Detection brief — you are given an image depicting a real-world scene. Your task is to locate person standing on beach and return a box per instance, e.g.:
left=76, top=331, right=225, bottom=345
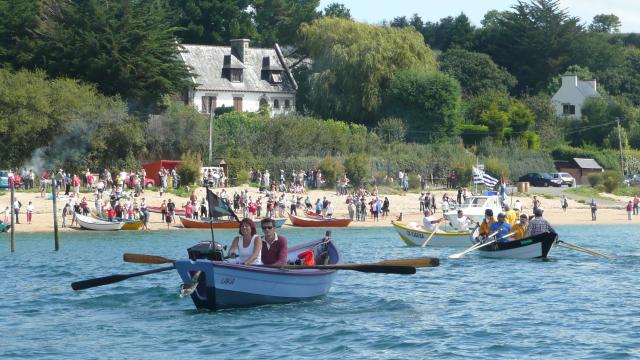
left=62, top=203, right=70, bottom=227
left=26, top=201, right=34, bottom=224
left=532, top=196, right=541, bottom=213
left=634, top=195, right=639, bottom=215
left=626, top=201, right=633, bottom=220
left=590, top=199, right=597, bottom=221
left=13, top=198, right=21, bottom=224
left=561, top=195, right=568, bottom=213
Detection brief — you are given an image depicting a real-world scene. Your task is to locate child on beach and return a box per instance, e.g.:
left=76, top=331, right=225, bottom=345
left=26, top=201, right=34, bottom=224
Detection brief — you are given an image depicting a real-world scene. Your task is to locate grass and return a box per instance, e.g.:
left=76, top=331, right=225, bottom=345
left=566, top=186, right=606, bottom=199
left=612, top=185, right=640, bottom=197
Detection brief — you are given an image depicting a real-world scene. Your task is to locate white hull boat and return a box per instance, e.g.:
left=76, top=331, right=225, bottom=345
left=391, top=221, right=473, bottom=247
left=445, top=195, right=503, bottom=224
left=76, top=214, right=124, bottom=231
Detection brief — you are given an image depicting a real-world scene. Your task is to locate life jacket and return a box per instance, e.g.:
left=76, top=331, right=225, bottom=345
left=297, top=249, right=316, bottom=266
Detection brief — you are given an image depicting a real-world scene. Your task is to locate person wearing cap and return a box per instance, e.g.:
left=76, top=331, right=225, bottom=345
left=422, top=208, right=443, bottom=232
left=511, top=214, right=529, bottom=240
left=478, top=209, right=496, bottom=236
left=525, top=208, right=555, bottom=237
left=451, top=209, right=472, bottom=231
left=489, top=213, right=512, bottom=242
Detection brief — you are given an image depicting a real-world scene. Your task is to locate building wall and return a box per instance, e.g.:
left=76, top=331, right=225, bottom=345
left=551, top=75, right=597, bottom=119
left=191, top=90, right=295, bottom=116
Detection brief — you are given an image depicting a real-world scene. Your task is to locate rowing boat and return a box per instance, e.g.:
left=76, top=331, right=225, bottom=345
left=391, top=221, right=472, bottom=247
left=289, top=214, right=352, bottom=227
left=174, top=237, right=340, bottom=310
left=0, top=223, right=10, bottom=232
left=179, top=216, right=286, bottom=229
left=76, top=214, right=124, bottom=231
left=147, top=206, right=185, bottom=216
left=475, top=232, right=558, bottom=259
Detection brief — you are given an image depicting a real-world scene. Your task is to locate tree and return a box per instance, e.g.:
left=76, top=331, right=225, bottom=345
left=252, top=0, right=319, bottom=47
left=508, top=102, right=535, bottom=133
left=598, top=47, right=640, bottom=106
left=0, top=0, right=40, bottom=69
left=169, top=0, right=256, bottom=44
left=390, top=16, right=409, bottom=28
left=589, top=14, right=621, bottom=33
left=479, top=104, right=509, bottom=142
left=37, top=0, right=192, bottom=114
left=323, top=3, right=351, bottom=19
left=297, top=18, right=437, bottom=125
left=421, top=13, right=475, bottom=51
left=475, top=0, right=583, bottom=94
left=377, top=117, right=407, bottom=144
left=439, top=48, right=516, bottom=97
left=384, top=69, right=462, bottom=143
left=343, top=153, right=370, bottom=187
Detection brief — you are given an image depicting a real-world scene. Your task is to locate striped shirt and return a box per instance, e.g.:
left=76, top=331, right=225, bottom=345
left=524, top=217, right=555, bottom=237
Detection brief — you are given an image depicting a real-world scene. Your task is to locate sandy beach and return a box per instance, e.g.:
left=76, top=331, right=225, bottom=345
left=1, top=185, right=638, bottom=234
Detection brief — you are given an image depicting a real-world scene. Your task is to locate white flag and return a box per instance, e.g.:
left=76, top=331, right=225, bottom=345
left=473, top=167, right=498, bottom=187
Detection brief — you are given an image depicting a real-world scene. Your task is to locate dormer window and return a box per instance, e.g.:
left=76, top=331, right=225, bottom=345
left=231, top=69, right=243, bottom=82
left=270, top=72, right=282, bottom=84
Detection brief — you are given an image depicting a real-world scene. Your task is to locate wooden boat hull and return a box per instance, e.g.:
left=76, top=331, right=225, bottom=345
left=392, top=221, right=472, bottom=247
left=179, top=217, right=286, bottom=229
left=147, top=206, right=185, bottom=216
left=0, top=223, right=10, bottom=232
left=121, top=220, right=144, bottom=230
left=289, top=214, right=351, bottom=227
left=174, top=238, right=340, bottom=310
left=477, top=232, right=558, bottom=259
left=76, top=214, right=124, bottom=231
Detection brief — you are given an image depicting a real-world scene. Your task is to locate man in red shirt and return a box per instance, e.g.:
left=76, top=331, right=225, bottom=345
left=260, top=218, right=288, bottom=265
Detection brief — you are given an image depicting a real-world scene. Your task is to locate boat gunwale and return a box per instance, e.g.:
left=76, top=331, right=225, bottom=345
left=391, top=221, right=469, bottom=236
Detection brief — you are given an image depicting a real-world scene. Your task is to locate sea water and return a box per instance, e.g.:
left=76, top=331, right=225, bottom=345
left=1, top=225, right=638, bottom=359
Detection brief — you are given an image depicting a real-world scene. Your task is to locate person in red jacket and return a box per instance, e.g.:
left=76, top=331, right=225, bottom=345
left=260, top=218, right=288, bottom=265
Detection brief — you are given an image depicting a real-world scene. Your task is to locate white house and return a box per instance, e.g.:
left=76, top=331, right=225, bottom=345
left=179, top=39, right=297, bottom=116
left=551, top=75, right=599, bottom=119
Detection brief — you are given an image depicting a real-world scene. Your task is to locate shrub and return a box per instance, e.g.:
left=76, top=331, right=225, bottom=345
left=484, top=157, right=510, bottom=180
left=408, top=174, right=421, bottom=190
left=344, top=153, right=371, bottom=187
left=587, top=173, right=603, bottom=187
left=457, top=124, right=489, bottom=145
left=602, top=170, right=622, bottom=193
left=177, top=151, right=202, bottom=186
left=318, top=156, right=344, bottom=187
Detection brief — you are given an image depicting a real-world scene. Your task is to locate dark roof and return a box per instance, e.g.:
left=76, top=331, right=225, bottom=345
left=573, top=158, right=603, bottom=169
left=179, top=44, right=296, bottom=94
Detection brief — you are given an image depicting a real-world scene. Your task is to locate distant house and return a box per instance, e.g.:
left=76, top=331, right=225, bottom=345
left=551, top=75, right=599, bottom=119
left=179, top=39, right=297, bottom=116
left=554, top=157, right=603, bottom=185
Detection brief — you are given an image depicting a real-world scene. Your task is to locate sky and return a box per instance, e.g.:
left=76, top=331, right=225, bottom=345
left=317, top=0, right=640, bottom=33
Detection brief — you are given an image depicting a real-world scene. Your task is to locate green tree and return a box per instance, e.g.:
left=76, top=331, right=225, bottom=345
left=508, top=102, right=535, bottom=133
left=479, top=104, right=509, bottom=142
left=569, top=33, right=625, bottom=75
left=0, top=0, right=40, bottom=69
left=463, top=89, right=513, bottom=124
left=323, top=2, right=351, bottom=19
left=377, top=117, right=407, bottom=144
left=177, top=151, right=203, bottom=186
left=37, top=0, right=192, bottom=113
left=421, top=13, right=476, bottom=51
left=384, top=69, right=462, bottom=142
left=439, top=48, right=516, bottom=97
left=297, top=17, right=437, bottom=125
left=598, top=47, right=640, bottom=106
left=475, top=0, right=583, bottom=94
left=588, top=14, right=621, bottom=33
left=343, top=153, right=370, bottom=187
left=318, top=156, right=344, bottom=186
left=252, top=0, right=319, bottom=47
left=169, top=0, right=256, bottom=44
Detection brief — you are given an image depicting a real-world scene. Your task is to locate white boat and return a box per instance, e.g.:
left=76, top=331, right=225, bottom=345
left=76, top=214, right=124, bottom=231
left=444, top=195, right=503, bottom=224
left=391, top=221, right=473, bottom=247
left=475, top=232, right=558, bottom=259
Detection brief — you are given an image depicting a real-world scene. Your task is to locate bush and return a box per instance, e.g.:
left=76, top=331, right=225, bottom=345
left=602, top=170, right=622, bottom=193
left=318, top=156, right=344, bottom=187
left=408, top=174, right=421, bottom=190
left=484, top=156, right=510, bottom=180
left=587, top=173, right=603, bottom=187
left=236, top=169, right=249, bottom=185
left=344, top=153, right=371, bottom=187
left=177, top=151, right=202, bottom=186
left=457, top=124, right=489, bottom=145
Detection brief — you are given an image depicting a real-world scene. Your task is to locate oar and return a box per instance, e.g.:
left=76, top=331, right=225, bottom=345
left=71, top=266, right=175, bottom=291
left=123, top=253, right=439, bottom=273
left=449, top=230, right=500, bottom=259
left=556, top=240, right=612, bottom=258
left=421, top=225, right=439, bottom=247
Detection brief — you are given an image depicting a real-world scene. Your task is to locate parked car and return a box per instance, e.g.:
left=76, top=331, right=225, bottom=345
left=0, top=170, right=22, bottom=189
left=624, top=174, right=640, bottom=186
left=550, top=172, right=575, bottom=186
left=518, top=173, right=562, bottom=187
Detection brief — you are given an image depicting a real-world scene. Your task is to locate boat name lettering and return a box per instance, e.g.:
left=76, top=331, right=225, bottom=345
left=520, top=239, right=533, bottom=245
left=406, top=231, right=425, bottom=239
left=220, top=277, right=235, bottom=285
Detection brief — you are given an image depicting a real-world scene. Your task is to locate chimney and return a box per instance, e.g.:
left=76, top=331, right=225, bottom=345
left=586, top=80, right=597, bottom=92
left=230, top=39, right=250, bottom=63
left=561, top=75, right=578, bottom=88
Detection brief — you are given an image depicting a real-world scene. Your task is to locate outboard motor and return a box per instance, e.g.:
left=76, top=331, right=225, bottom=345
left=187, top=241, right=225, bottom=261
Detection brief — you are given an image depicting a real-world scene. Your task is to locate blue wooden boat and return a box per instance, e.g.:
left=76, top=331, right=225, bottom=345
left=0, top=223, right=10, bottom=232
left=174, top=237, right=340, bottom=310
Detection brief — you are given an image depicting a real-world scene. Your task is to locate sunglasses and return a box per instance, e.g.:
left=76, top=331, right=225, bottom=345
left=262, top=226, right=274, bottom=230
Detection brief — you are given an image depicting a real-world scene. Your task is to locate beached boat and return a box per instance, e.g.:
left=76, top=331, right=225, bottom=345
left=95, top=216, right=144, bottom=230
left=179, top=216, right=286, bottom=229
left=289, top=214, right=352, bottom=227
left=474, top=232, right=558, bottom=259
left=147, top=206, right=185, bottom=216
left=391, top=221, right=472, bottom=247
left=0, top=223, right=10, bottom=232
left=174, top=237, right=340, bottom=310
left=76, top=214, right=124, bottom=231
left=444, top=194, right=503, bottom=224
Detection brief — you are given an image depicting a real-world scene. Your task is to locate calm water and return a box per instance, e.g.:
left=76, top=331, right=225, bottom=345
left=1, top=225, right=639, bottom=359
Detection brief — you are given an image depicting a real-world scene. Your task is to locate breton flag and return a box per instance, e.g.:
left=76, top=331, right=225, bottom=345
left=473, top=166, right=499, bottom=187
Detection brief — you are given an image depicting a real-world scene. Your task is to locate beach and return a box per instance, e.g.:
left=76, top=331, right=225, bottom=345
left=2, top=185, right=638, bottom=233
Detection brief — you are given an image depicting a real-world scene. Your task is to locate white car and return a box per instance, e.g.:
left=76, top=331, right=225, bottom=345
left=551, top=172, right=575, bottom=186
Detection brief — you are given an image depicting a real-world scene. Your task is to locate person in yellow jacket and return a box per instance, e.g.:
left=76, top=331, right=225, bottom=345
left=478, top=209, right=496, bottom=236
left=511, top=214, right=529, bottom=240
left=503, top=205, right=518, bottom=225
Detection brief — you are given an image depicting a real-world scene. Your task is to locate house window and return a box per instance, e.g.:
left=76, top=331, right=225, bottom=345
left=270, top=72, right=282, bottom=84
left=563, top=104, right=576, bottom=115
left=201, top=96, right=216, bottom=114
left=259, top=98, right=268, bottom=108
left=284, top=99, right=291, bottom=109
left=231, top=69, right=243, bottom=82
left=273, top=99, right=280, bottom=109
left=233, top=97, right=243, bottom=112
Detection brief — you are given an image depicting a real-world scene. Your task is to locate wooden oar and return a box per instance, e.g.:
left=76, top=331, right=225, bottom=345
left=71, top=266, right=175, bottom=291
left=421, top=225, right=439, bottom=247
left=123, top=253, right=439, bottom=273
left=449, top=230, right=500, bottom=259
left=262, top=264, right=417, bottom=274
left=556, top=240, right=612, bottom=258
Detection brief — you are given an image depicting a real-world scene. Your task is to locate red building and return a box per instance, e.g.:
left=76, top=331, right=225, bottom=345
left=143, top=160, right=181, bottom=185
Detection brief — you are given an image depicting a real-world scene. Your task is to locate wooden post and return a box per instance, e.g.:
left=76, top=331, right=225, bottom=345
left=52, top=179, right=59, bottom=251
left=10, top=178, right=15, bottom=252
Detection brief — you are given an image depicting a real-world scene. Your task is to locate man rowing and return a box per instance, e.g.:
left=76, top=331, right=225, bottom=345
left=489, top=213, right=512, bottom=242
left=524, top=208, right=555, bottom=237
left=478, top=209, right=496, bottom=237
left=422, top=208, right=443, bottom=232
left=511, top=214, right=529, bottom=240
left=451, top=209, right=472, bottom=231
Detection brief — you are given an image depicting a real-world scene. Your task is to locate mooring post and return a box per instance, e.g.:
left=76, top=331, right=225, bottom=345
left=52, top=178, right=59, bottom=251
left=10, top=178, right=15, bottom=252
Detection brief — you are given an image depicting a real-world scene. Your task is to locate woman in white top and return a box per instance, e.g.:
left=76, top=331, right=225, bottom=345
left=227, top=218, right=262, bottom=265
